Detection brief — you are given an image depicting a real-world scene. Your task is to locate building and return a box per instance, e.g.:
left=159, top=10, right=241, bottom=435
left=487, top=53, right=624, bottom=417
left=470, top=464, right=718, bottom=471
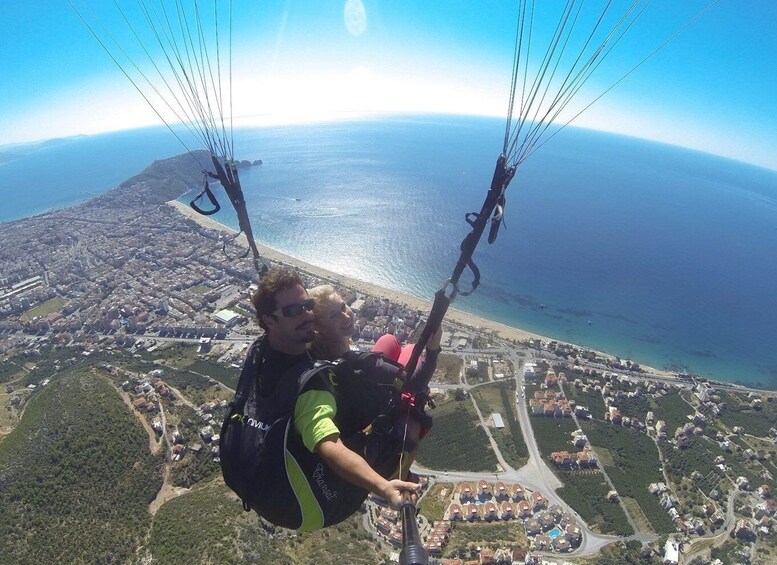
left=213, top=308, right=241, bottom=327
left=663, top=539, right=680, bottom=565
left=531, top=490, right=547, bottom=511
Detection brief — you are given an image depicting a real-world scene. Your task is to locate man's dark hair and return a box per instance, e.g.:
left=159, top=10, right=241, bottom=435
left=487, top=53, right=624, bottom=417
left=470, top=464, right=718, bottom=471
left=252, top=268, right=304, bottom=330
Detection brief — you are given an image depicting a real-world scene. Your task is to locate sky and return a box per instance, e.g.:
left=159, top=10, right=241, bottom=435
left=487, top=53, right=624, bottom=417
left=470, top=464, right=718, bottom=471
left=1, top=0, right=776, bottom=170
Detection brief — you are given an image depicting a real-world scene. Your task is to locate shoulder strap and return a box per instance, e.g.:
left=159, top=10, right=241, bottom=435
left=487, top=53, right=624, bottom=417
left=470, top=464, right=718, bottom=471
left=296, top=360, right=338, bottom=396
left=230, top=336, right=267, bottom=407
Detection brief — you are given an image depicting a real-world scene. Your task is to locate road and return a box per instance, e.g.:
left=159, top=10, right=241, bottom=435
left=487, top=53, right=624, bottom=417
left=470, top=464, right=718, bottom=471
left=414, top=348, right=622, bottom=556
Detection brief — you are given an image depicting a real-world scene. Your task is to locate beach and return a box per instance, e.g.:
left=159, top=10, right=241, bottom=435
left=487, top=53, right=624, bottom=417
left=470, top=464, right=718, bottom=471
left=168, top=200, right=548, bottom=343
left=168, top=199, right=677, bottom=379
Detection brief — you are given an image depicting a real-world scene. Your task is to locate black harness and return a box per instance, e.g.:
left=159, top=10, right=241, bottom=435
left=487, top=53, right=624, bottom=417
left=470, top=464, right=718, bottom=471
left=219, top=338, right=401, bottom=529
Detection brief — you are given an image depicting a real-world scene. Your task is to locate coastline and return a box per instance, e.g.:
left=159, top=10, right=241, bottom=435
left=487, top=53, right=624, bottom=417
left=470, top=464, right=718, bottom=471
left=168, top=200, right=544, bottom=343
left=168, top=200, right=676, bottom=379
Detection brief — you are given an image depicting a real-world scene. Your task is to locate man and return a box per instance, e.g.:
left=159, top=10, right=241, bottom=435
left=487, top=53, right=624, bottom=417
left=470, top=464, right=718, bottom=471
left=233, top=267, right=419, bottom=530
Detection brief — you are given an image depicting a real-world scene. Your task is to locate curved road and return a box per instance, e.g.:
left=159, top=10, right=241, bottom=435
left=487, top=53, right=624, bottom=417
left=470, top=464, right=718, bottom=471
left=413, top=349, right=623, bottom=556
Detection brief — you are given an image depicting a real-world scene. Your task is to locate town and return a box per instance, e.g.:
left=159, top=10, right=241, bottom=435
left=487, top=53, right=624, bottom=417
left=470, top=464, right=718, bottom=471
left=2, top=156, right=776, bottom=565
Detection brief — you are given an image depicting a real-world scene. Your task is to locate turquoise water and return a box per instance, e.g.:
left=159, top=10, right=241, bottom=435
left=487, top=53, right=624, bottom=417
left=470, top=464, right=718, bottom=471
left=3, top=115, right=777, bottom=387
left=548, top=527, right=562, bottom=539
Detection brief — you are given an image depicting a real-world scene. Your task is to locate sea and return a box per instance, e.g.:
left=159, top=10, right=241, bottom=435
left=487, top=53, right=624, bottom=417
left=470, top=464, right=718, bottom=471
left=2, top=114, right=776, bottom=388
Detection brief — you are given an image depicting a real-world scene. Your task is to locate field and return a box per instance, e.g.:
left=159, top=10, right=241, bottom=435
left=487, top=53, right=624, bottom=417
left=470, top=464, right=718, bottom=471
left=563, top=385, right=606, bottom=420
left=0, top=358, right=24, bottom=383
left=188, top=284, right=211, bottom=295
left=581, top=420, right=674, bottom=534
left=20, top=296, right=65, bottom=321
left=435, top=353, right=464, bottom=385
left=717, top=391, right=777, bottom=437
left=621, top=496, right=655, bottom=535
left=417, top=397, right=499, bottom=472
left=419, top=482, right=455, bottom=522
left=530, top=416, right=578, bottom=456
left=650, top=391, right=695, bottom=433
left=186, top=359, right=240, bottom=390
left=464, top=358, right=491, bottom=384
left=153, top=342, right=202, bottom=369
left=443, top=522, right=527, bottom=558
left=471, top=382, right=529, bottom=468
left=556, top=472, right=632, bottom=536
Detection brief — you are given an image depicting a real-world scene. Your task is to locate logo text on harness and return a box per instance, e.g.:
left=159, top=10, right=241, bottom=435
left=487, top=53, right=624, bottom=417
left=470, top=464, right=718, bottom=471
left=313, top=463, right=337, bottom=501
left=231, top=413, right=271, bottom=432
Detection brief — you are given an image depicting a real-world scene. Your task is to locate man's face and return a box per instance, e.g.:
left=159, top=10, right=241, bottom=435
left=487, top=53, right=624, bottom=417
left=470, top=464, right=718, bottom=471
left=263, top=284, right=315, bottom=353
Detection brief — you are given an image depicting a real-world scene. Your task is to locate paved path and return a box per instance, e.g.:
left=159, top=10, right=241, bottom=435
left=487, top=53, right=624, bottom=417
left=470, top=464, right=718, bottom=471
left=413, top=348, right=623, bottom=556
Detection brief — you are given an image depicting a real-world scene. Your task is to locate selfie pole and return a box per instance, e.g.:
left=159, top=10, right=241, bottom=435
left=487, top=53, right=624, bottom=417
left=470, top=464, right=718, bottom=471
left=399, top=494, right=427, bottom=565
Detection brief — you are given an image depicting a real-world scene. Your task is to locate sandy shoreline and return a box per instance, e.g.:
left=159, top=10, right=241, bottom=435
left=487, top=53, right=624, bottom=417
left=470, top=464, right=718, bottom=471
left=168, top=200, right=674, bottom=377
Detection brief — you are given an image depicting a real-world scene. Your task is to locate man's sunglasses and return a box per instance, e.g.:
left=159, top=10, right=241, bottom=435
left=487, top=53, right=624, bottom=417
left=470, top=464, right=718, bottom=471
left=274, top=298, right=315, bottom=318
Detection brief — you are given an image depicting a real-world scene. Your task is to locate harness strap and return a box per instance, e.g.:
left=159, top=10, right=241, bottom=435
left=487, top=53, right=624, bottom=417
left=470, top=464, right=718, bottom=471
left=402, top=155, right=515, bottom=392
left=189, top=175, right=221, bottom=215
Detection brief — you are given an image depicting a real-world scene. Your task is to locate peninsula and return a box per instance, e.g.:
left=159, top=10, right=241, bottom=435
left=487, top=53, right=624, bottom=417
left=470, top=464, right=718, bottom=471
left=2, top=152, right=776, bottom=565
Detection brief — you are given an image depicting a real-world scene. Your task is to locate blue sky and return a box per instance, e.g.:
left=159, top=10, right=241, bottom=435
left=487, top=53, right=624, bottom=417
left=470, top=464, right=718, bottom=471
left=1, top=1, right=776, bottom=170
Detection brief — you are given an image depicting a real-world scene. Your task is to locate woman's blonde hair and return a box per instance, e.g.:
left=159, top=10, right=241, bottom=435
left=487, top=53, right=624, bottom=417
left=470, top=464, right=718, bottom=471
left=307, top=284, right=339, bottom=324
left=306, top=284, right=347, bottom=359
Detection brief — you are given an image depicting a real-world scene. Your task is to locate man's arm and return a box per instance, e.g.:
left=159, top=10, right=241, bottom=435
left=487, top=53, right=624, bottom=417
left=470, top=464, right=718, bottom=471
left=316, top=435, right=419, bottom=509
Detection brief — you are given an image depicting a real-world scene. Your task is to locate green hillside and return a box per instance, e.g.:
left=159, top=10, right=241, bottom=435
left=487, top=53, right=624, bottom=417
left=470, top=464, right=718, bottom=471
left=145, top=478, right=387, bottom=564
left=144, top=479, right=292, bottom=564
left=0, top=369, right=164, bottom=564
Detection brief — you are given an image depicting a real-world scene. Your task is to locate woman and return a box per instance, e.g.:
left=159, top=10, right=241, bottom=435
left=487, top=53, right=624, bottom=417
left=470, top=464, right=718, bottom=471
left=306, top=284, right=442, bottom=480
left=307, top=284, right=442, bottom=388
left=306, top=284, right=358, bottom=361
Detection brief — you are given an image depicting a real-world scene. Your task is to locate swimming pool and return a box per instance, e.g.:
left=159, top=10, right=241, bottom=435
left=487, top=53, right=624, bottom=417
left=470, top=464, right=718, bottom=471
left=548, top=527, right=562, bottom=539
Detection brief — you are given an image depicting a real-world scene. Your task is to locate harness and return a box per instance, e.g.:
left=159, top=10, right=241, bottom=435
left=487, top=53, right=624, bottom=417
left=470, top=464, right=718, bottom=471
left=219, top=339, right=402, bottom=530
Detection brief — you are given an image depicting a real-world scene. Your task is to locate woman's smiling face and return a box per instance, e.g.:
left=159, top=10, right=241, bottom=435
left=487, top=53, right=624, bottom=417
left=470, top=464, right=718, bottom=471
left=315, top=291, right=354, bottom=339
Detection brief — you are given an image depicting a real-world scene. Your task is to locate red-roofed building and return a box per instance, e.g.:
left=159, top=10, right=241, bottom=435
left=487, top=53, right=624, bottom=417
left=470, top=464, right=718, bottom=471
left=423, top=538, right=444, bottom=556
left=380, top=508, right=399, bottom=523
left=376, top=517, right=392, bottom=535
left=517, top=500, right=532, bottom=518
left=483, top=501, right=498, bottom=521
left=530, top=399, right=545, bottom=416
left=388, top=530, right=403, bottom=547
left=511, top=483, right=526, bottom=501
left=479, top=548, right=495, bottom=564
left=459, top=482, right=474, bottom=502
left=532, top=490, right=547, bottom=511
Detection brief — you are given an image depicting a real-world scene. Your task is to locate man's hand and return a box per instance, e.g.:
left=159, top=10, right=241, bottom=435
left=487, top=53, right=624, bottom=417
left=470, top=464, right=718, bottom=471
left=317, top=436, right=420, bottom=509
left=380, top=479, right=421, bottom=510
